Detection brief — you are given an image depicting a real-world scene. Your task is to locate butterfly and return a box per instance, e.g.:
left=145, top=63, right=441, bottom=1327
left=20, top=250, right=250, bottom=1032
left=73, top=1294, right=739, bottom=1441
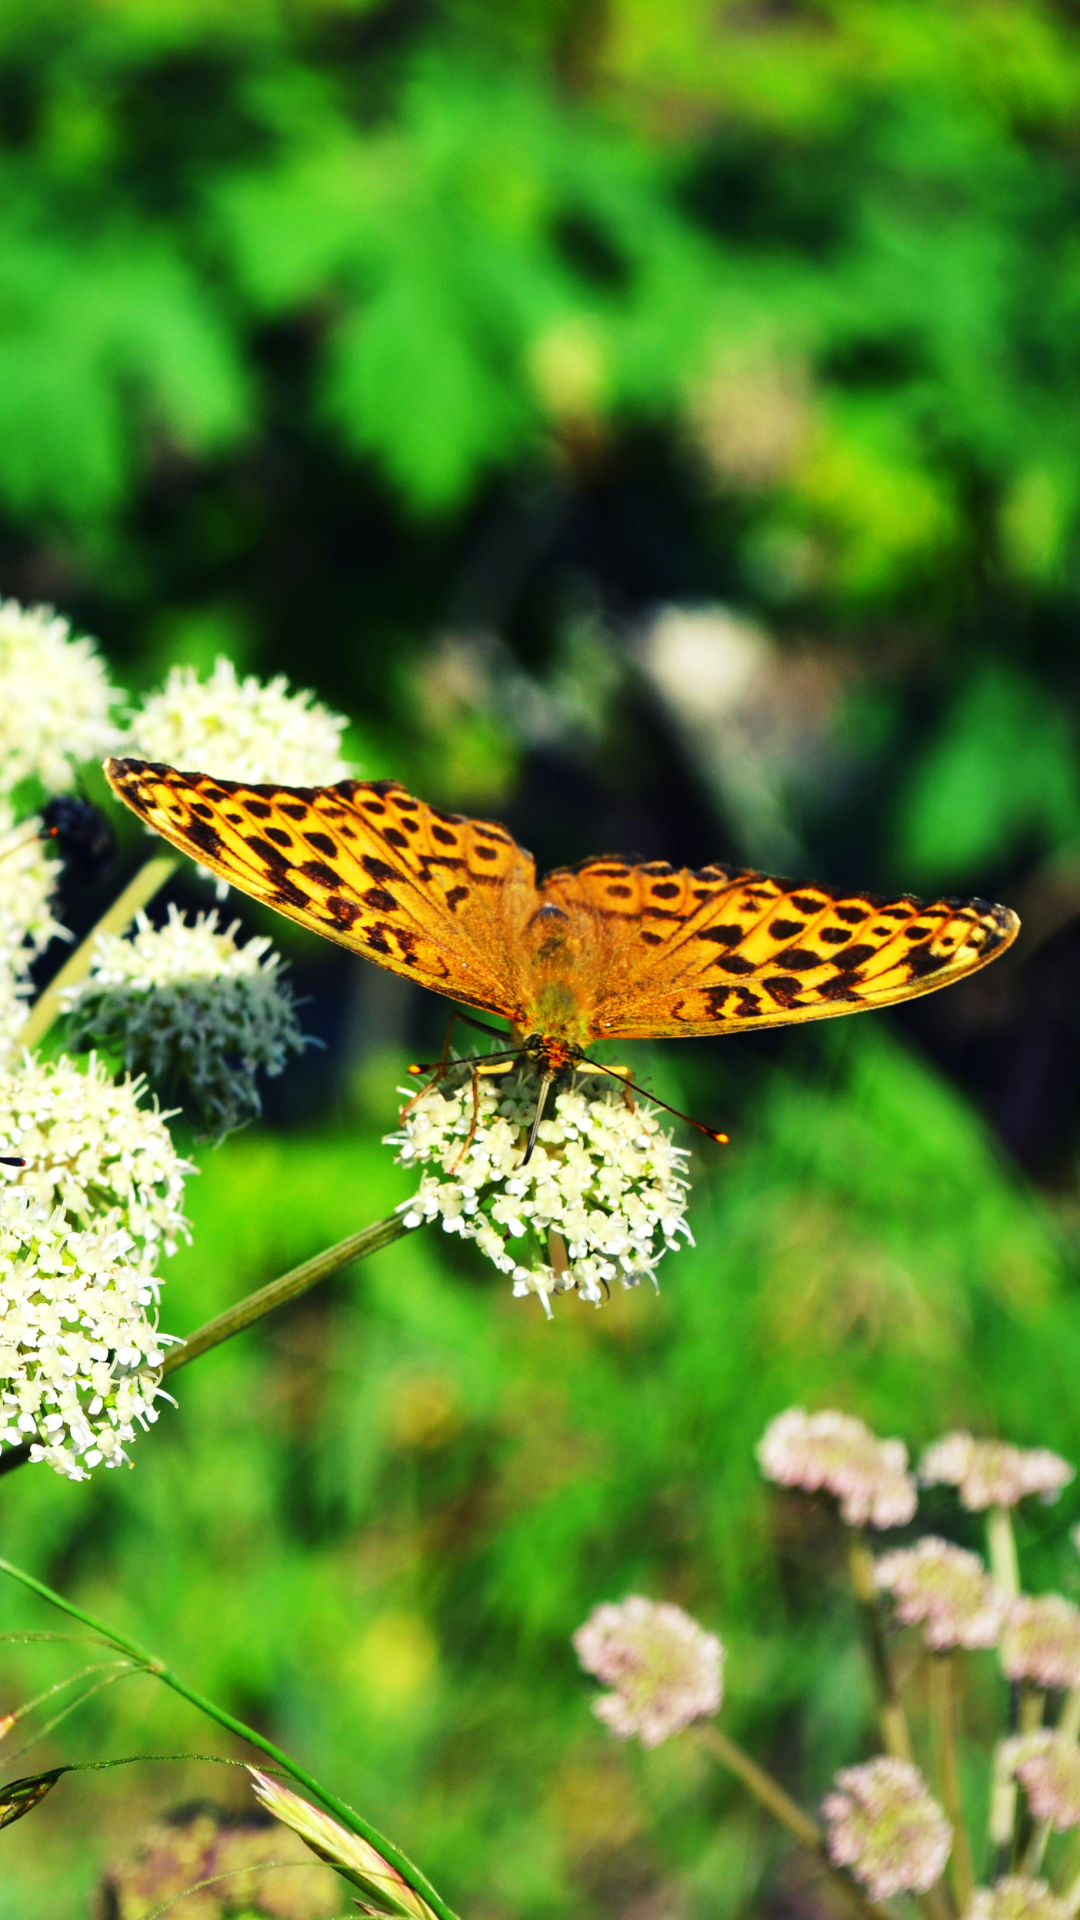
left=104, top=756, right=1018, bottom=1111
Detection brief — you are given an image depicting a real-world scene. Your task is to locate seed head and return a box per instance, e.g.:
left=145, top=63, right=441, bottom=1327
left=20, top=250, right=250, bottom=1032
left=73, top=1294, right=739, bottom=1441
left=248, top=1770, right=438, bottom=1917
left=1001, top=1595, right=1080, bottom=1690
left=63, top=905, right=308, bottom=1137
left=823, top=1757, right=952, bottom=1900
left=388, top=1062, right=693, bottom=1313
left=125, top=656, right=350, bottom=786
left=875, top=1537, right=1007, bottom=1649
left=920, top=1433, right=1074, bottom=1511
left=573, top=1594, right=724, bottom=1748
left=757, top=1407, right=917, bottom=1528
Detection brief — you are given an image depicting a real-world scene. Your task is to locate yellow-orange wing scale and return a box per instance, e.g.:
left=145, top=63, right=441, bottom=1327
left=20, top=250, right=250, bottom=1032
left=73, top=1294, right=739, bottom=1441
left=539, top=855, right=1019, bottom=1039
left=104, top=757, right=537, bottom=1022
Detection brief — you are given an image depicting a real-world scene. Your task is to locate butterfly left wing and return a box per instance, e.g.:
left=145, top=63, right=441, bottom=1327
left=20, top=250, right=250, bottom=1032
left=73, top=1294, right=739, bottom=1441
left=540, top=856, right=1019, bottom=1040
left=104, top=757, right=538, bottom=1021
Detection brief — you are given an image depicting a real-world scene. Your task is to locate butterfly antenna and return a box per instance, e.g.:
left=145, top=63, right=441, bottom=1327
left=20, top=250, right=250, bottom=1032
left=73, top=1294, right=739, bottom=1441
left=520, top=1070, right=558, bottom=1168
left=584, top=1061, right=729, bottom=1146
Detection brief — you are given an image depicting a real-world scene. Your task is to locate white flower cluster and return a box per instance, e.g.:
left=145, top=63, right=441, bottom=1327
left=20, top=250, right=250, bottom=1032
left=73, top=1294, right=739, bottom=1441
left=0, top=1188, right=168, bottom=1479
left=0, top=800, right=68, bottom=1063
left=62, top=906, right=308, bottom=1138
left=875, top=1537, right=1007, bottom=1650
left=757, top=1407, right=918, bottom=1528
left=0, top=1052, right=190, bottom=1274
left=920, top=1432, right=1074, bottom=1511
left=124, top=655, right=350, bottom=785
left=573, top=1595, right=724, bottom=1748
left=967, top=1880, right=1070, bottom=1920
left=823, top=1756, right=952, bottom=1901
left=0, top=599, right=119, bottom=792
left=387, top=1062, right=693, bottom=1313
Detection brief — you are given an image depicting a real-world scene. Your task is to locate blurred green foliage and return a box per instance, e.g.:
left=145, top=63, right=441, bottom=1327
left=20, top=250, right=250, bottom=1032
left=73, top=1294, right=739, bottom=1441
left=3, top=2, right=1080, bottom=1916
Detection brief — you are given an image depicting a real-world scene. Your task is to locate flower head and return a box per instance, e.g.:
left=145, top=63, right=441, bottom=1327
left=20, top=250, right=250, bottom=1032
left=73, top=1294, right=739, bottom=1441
left=63, top=906, right=308, bottom=1138
left=757, top=1407, right=917, bottom=1528
left=920, top=1433, right=1074, bottom=1511
left=0, top=800, right=67, bottom=979
left=125, top=656, right=350, bottom=785
left=0, top=1188, right=169, bottom=1478
left=0, top=1051, right=190, bottom=1272
left=1000, top=1595, right=1080, bottom=1690
left=573, top=1595, right=724, bottom=1749
left=1000, top=1732, right=1080, bottom=1831
left=93, top=1799, right=343, bottom=1919
left=966, top=1882, right=1070, bottom=1920
left=875, top=1537, right=1007, bottom=1650
left=823, top=1757, right=951, bottom=1900
left=388, top=1060, right=693, bottom=1313
left=0, top=599, right=118, bottom=793
left=248, top=1769, right=438, bottom=1918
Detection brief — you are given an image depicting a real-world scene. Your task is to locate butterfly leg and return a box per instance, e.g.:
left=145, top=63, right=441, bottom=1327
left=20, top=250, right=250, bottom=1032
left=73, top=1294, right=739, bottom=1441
left=578, top=1060, right=636, bottom=1113
left=447, top=1057, right=517, bottom=1174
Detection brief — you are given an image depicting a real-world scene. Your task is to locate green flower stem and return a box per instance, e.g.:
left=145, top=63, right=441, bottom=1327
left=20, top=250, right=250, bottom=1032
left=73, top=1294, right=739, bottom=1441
left=697, top=1724, right=898, bottom=1920
left=930, top=1651, right=974, bottom=1913
left=21, top=854, right=179, bottom=1050
left=986, top=1507, right=1020, bottom=1601
left=846, top=1529, right=914, bottom=1763
left=161, top=1211, right=414, bottom=1377
left=0, top=1556, right=459, bottom=1920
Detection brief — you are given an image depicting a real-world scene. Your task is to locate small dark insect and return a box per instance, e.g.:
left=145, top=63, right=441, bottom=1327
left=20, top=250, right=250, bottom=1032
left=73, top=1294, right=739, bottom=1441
left=0, top=1157, right=24, bottom=1167
left=39, top=795, right=115, bottom=883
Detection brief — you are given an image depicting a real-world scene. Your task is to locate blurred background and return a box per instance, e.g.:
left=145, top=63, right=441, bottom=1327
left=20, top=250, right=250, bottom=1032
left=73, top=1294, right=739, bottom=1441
left=4, top=1, right=1080, bottom=1914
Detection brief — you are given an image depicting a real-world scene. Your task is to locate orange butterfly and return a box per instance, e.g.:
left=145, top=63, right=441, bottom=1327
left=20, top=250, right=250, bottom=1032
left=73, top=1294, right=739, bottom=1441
left=104, top=757, right=1018, bottom=1119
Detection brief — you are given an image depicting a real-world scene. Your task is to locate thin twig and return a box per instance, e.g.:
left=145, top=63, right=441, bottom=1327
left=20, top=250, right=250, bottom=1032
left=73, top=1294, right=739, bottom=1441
left=0, top=1557, right=458, bottom=1920
left=21, top=854, right=179, bottom=1050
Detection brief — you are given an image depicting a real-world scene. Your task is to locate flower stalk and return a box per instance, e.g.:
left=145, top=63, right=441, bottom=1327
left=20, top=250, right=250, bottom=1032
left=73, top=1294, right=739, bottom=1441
left=930, top=1650, right=974, bottom=1911
left=847, top=1529, right=914, bottom=1763
left=21, top=854, right=178, bottom=1050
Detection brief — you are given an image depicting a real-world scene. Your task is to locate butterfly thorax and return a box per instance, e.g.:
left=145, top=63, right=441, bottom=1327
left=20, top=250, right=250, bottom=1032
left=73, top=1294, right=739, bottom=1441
left=517, top=902, right=595, bottom=1050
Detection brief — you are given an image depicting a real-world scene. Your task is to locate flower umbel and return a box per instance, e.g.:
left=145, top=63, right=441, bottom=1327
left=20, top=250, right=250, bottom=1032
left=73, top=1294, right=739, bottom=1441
left=125, top=656, right=350, bottom=786
left=757, top=1407, right=918, bottom=1528
left=388, top=1060, right=693, bottom=1312
left=63, top=906, right=308, bottom=1138
left=920, top=1433, right=1074, bottom=1511
left=1000, top=1732, right=1080, bottom=1831
left=823, top=1756, right=952, bottom=1900
left=875, top=1537, right=1007, bottom=1649
left=0, top=1188, right=168, bottom=1479
left=1001, top=1595, right=1080, bottom=1690
left=248, top=1770, right=439, bottom=1918
left=0, top=1051, right=190, bottom=1272
left=0, top=599, right=119, bottom=794
left=966, top=1880, right=1070, bottom=1920
left=573, top=1595, right=724, bottom=1748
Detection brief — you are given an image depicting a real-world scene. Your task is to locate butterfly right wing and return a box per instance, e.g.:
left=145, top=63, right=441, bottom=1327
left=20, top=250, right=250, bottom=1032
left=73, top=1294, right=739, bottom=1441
left=104, top=758, right=536, bottom=1021
left=542, top=855, right=1018, bottom=1039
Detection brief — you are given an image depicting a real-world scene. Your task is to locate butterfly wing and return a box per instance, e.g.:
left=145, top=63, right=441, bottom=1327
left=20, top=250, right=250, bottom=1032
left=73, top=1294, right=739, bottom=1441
left=104, top=758, right=537, bottom=1021
left=540, top=856, right=1019, bottom=1040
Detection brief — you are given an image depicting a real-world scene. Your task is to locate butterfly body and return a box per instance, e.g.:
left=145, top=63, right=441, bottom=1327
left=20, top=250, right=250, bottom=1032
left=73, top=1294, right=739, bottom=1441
left=104, top=758, right=1020, bottom=1055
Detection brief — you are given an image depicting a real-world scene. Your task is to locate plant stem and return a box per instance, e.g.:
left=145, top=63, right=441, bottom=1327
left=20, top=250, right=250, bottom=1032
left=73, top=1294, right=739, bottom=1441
left=986, top=1507, right=1019, bottom=1601
left=697, top=1724, right=898, bottom=1920
left=930, top=1651, right=974, bottom=1913
left=0, top=1556, right=458, bottom=1920
left=846, top=1529, right=914, bottom=1762
left=21, top=854, right=179, bottom=1050
left=161, top=1212, right=413, bottom=1377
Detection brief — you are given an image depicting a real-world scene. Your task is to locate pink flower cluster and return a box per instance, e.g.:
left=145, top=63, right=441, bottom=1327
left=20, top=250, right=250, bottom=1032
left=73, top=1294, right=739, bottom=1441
left=875, top=1537, right=1007, bottom=1650
left=920, top=1434, right=1073, bottom=1512
left=1001, top=1732, right=1080, bottom=1831
left=966, top=1879, right=1069, bottom=1920
left=823, top=1756, right=952, bottom=1900
left=573, top=1595, right=724, bottom=1749
left=758, top=1408, right=917, bottom=1529
left=1001, top=1596, right=1080, bottom=1690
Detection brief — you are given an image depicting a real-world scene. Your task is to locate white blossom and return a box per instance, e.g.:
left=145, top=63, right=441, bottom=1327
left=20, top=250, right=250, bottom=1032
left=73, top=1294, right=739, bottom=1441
left=1000, top=1595, right=1080, bottom=1690
left=1000, top=1731, right=1080, bottom=1830
left=62, top=906, right=307, bottom=1137
left=387, top=1060, right=693, bottom=1313
left=823, top=1757, right=952, bottom=1900
left=573, top=1596, right=724, bottom=1748
left=966, top=1880, right=1070, bottom=1920
left=124, top=655, right=350, bottom=785
left=758, top=1407, right=917, bottom=1528
left=0, top=599, right=119, bottom=793
left=0, top=1052, right=190, bottom=1272
left=875, top=1537, right=1007, bottom=1649
left=0, top=800, right=69, bottom=1065
left=0, top=1187, right=170, bottom=1479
